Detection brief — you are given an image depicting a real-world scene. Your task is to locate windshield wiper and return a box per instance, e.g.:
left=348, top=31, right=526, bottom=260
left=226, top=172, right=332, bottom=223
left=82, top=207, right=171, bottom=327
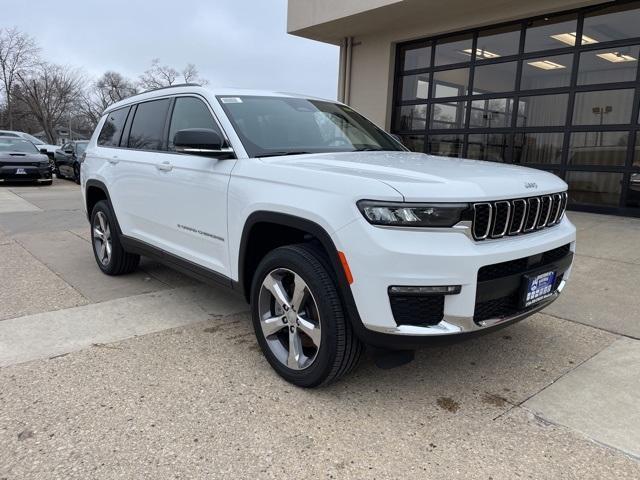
left=257, top=151, right=312, bottom=158
left=351, top=147, right=386, bottom=152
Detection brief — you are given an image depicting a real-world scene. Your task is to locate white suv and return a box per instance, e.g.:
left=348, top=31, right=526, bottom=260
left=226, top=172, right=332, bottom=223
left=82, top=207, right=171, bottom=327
left=82, top=85, right=576, bottom=387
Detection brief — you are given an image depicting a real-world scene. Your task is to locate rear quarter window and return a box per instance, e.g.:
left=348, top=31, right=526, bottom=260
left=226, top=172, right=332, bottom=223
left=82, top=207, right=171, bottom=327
left=98, top=107, right=130, bottom=147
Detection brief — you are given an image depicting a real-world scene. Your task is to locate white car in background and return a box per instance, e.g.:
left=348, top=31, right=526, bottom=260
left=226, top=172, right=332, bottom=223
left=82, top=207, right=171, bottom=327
left=0, top=130, right=59, bottom=158
left=81, top=85, right=576, bottom=387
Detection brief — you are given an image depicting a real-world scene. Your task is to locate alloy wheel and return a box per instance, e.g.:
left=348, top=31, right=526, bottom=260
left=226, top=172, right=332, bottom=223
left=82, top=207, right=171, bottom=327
left=258, top=268, right=322, bottom=370
left=93, top=211, right=112, bottom=266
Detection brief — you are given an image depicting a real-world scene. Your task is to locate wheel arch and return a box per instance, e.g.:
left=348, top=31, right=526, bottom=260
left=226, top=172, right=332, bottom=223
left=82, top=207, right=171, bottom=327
left=84, top=180, right=123, bottom=235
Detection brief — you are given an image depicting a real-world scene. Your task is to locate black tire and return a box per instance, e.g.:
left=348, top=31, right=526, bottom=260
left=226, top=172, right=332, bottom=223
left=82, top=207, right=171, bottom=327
left=73, top=164, right=80, bottom=184
left=250, top=243, right=363, bottom=387
left=40, top=180, right=52, bottom=186
left=90, top=200, right=140, bottom=275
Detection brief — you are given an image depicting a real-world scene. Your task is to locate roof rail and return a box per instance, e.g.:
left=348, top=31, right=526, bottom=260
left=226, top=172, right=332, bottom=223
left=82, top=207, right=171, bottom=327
left=141, top=83, right=201, bottom=94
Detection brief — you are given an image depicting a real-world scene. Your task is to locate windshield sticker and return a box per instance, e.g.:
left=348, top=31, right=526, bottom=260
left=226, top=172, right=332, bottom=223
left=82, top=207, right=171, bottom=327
left=220, top=97, right=243, bottom=104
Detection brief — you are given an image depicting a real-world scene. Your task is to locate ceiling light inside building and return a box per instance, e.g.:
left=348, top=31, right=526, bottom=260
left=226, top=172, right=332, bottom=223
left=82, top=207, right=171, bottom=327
left=596, top=52, right=637, bottom=63
left=550, top=32, right=599, bottom=46
left=461, top=48, right=501, bottom=59
left=527, top=60, right=566, bottom=70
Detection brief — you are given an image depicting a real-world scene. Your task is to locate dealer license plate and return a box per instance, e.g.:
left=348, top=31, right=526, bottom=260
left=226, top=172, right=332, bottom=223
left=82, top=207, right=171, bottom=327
left=15, top=168, right=27, bottom=175
left=523, top=271, right=556, bottom=308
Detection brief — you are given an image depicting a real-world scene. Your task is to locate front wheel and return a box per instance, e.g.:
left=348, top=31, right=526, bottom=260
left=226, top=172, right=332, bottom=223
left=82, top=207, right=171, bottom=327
left=250, top=244, right=363, bottom=387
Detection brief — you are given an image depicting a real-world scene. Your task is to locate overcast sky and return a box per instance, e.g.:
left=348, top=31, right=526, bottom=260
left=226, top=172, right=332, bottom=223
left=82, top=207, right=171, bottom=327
left=5, top=0, right=339, bottom=99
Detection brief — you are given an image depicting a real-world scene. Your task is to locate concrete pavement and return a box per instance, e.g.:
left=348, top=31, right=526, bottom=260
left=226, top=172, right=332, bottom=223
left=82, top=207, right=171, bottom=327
left=1, top=179, right=639, bottom=479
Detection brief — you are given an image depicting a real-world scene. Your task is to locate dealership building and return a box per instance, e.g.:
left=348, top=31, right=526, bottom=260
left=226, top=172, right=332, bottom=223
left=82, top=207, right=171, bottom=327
left=288, top=0, right=640, bottom=216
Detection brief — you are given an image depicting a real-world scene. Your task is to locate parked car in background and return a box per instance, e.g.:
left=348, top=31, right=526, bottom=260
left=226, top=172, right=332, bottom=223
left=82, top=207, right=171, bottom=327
left=0, top=136, right=52, bottom=185
left=54, top=140, right=88, bottom=184
left=0, top=130, right=58, bottom=170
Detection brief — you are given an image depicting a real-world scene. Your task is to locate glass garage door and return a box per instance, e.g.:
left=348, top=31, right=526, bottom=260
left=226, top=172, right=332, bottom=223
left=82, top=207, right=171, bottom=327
left=392, top=1, right=640, bottom=216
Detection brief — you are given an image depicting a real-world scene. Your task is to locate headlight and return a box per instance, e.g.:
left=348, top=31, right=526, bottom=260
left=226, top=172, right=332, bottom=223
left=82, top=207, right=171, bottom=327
left=357, top=200, right=469, bottom=227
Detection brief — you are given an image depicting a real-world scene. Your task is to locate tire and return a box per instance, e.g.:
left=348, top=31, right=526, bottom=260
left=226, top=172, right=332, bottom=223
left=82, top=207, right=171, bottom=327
left=73, top=164, right=80, bottom=184
left=40, top=180, right=53, bottom=186
left=250, top=243, right=363, bottom=387
left=90, top=200, right=140, bottom=275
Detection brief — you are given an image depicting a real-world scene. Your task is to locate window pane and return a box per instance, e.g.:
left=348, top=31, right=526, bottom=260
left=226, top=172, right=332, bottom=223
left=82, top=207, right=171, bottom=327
left=566, top=171, right=622, bottom=207
left=168, top=97, right=218, bottom=150
left=569, top=131, right=629, bottom=166
left=626, top=173, right=640, bottom=209
left=472, top=61, right=517, bottom=94
left=434, top=34, right=472, bottom=66
left=470, top=98, right=514, bottom=128
left=427, top=134, right=464, bottom=157
left=98, top=107, right=129, bottom=147
left=431, top=102, right=466, bottom=129
left=572, top=89, right=635, bottom=125
left=402, top=45, right=431, bottom=71
left=433, top=68, right=469, bottom=98
left=128, top=99, right=171, bottom=150
left=476, top=25, right=521, bottom=58
left=400, top=74, right=429, bottom=101
left=517, top=94, right=568, bottom=127
left=395, top=104, right=427, bottom=131
left=513, top=132, right=564, bottom=164
left=525, top=14, right=578, bottom=52
left=398, top=134, right=425, bottom=152
left=467, top=133, right=509, bottom=162
left=583, top=4, right=640, bottom=44
left=577, top=46, right=640, bottom=85
left=636, top=134, right=640, bottom=168
left=521, top=54, right=573, bottom=89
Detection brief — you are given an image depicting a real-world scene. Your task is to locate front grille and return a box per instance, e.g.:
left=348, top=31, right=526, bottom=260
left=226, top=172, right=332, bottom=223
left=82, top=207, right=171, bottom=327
left=389, top=294, right=445, bottom=327
left=477, top=244, right=570, bottom=282
left=472, top=192, right=568, bottom=241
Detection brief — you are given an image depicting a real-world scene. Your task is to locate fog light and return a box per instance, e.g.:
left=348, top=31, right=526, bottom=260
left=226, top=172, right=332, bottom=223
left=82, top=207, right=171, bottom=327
left=388, top=285, right=461, bottom=295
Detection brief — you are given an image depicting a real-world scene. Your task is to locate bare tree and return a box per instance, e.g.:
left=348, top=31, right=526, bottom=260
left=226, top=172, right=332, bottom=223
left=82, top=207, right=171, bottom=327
left=138, top=58, right=208, bottom=90
left=0, top=27, right=40, bottom=129
left=79, top=71, right=137, bottom=126
left=16, top=63, right=84, bottom=143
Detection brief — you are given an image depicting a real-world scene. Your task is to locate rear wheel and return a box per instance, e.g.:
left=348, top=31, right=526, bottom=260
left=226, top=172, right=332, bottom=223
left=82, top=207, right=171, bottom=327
left=90, top=200, right=140, bottom=275
left=250, top=244, right=363, bottom=387
left=73, top=163, right=80, bottom=184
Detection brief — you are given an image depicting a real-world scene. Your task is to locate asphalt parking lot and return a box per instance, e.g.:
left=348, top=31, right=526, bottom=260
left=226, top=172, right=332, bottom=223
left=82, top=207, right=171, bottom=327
left=1, top=179, right=639, bottom=479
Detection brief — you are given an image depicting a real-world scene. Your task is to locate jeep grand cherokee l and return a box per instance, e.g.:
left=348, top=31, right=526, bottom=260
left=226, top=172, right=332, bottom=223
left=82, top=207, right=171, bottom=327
left=82, top=85, right=576, bottom=387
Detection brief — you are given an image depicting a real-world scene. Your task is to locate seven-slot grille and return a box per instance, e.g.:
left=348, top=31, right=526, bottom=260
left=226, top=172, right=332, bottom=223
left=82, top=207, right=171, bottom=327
left=472, top=192, right=567, bottom=241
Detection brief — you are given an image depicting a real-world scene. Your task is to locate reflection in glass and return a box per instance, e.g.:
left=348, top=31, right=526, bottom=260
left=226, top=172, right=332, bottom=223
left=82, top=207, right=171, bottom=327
left=636, top=134, right=640, bottom=168
left=395, top=105, right=427, bottom=131
left=513, top=132, right=564, bottom=164
left=401, top=74, right=430, bottom=101
left=521, top=54, right=573, bottom=89
left=572, top=89, right=635, bottom=125
left=431, top=102, right=466, bottom=129
left=433, top=68, right=469, bottom=97
left=428, top=134, right=464, bottom=157
left=517, top=94, right=568, bottom=127
left=583, top=3, right=640, bottom=44
left=434, top=34, right=473, bottom=66
left=470, top=98, right=514, bottom=128
left=476, top=25, right=521, bottom=57
left=569, top=131, right=629, bottom=166
left=578, top=46, right=640, bottom=85
left=402, top=45, right=431, bottom=71
left=398, top=134, right=425, bottom=152
left=626, top=173, right=640, bottom=208
left=467, top=134, right=509, bottom=162
left=524, top=14, right=578, bottom=52
left=473, top=62, right=517, bottom=94
left=566, top=171, right=622, bottom=206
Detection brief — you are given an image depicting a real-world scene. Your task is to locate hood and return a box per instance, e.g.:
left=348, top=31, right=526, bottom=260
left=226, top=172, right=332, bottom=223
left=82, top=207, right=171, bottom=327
left=0, top=152, right=49, bottom=164
left=260, top=151, right=567, bottom=202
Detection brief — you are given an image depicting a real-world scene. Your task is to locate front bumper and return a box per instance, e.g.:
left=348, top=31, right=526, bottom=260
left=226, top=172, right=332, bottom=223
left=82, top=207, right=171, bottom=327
left=333, top=215, right=576, bottom=342
left=0, top=165, right=52, bottom=182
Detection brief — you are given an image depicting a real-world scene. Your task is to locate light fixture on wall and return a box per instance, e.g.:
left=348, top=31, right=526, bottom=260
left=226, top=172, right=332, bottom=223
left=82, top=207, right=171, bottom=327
left=596, top=52, right=637, bottom=63
left=550, top=32, right=599, bottom=46
left=527, top=60, right=566, bottom=70
left=461, top=48, right=501, bottom=59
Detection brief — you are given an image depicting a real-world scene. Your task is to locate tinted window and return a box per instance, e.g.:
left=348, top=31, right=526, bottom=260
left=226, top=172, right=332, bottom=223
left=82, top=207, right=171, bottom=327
left=476, top=25, right=521, bottom=57
left=434, top=34, right=472, bottom=66
left=572, top=89, right=635, bottom=125
left=524, top=14, right=578, bottom=52
left=583, top=3, right=640, bottom=44
left=128, top=99, right=171, bottom=151
left=472, top=61, right=517, bottom=94
left=577, top=46, right=640, bottom=85
left=521, top=54, right=573, bottom=89
left=0, top=138, right=40, bottom=153
left=168, top=97, right=220, bottom=150
left=0, top=132, right=20, bottom=137
left=98, top=107, right=130, bottom=147
left=401, top=44, right=431, bottom=71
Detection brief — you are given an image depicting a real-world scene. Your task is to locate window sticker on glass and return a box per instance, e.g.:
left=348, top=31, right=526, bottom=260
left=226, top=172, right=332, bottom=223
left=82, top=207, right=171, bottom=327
left=220, top=97, right=243, bottom=104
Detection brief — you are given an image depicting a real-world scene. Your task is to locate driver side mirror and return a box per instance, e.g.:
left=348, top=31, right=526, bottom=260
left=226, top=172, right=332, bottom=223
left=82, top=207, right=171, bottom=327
left=174, top=128, right=232, bottom=156
left=64, top=149, right=74, bottom=154
left=39, top=148, right=48, bottom=155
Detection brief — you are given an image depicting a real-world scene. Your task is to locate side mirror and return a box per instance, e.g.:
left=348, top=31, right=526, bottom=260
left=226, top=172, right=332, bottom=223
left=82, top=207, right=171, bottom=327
left=64, top=149, right=73, bottom=154
left=39, top=148, right=48, bottom=155
left=174, top=128, right=231, bottom=156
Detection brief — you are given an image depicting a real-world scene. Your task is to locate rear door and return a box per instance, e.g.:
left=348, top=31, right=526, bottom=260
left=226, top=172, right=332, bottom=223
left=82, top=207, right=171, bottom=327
left=151, top=95, right=236, bottom=276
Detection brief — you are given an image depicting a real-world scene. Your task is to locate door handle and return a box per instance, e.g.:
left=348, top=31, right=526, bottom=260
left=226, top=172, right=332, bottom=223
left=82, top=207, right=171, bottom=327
left=107, top=156, right=119, bottom=165
left=156, top=161, right=173, bottom=172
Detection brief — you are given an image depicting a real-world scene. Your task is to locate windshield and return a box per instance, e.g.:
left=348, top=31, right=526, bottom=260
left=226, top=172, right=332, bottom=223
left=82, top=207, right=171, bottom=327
left=22, top=133, right=45, bottom=145
left=0, top=138, right=40, bottom=153
left=75, top=142, right=88, bottom=154
left=217, top=96, right=405, bottom=157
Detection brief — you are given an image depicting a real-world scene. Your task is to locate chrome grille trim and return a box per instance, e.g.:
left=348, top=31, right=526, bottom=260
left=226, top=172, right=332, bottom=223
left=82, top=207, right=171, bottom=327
left=471, top=192, right=567, bottom=241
